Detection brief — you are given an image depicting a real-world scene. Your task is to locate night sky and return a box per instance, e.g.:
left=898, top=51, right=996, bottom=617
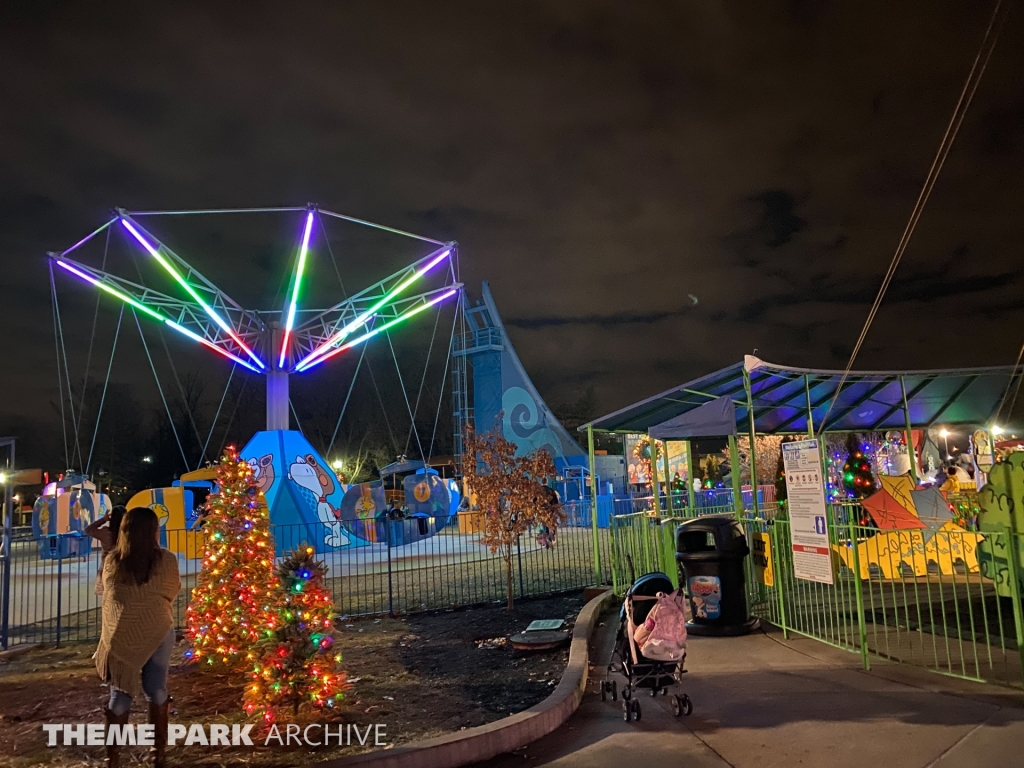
left=3, top=1, right=1024, bottom=467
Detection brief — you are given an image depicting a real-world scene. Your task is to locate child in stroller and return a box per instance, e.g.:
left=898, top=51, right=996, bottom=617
left=601, top=572, right=692, bottom=721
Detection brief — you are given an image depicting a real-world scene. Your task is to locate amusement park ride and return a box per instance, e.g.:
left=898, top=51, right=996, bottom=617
left=41, top=205, right=464, bottom=556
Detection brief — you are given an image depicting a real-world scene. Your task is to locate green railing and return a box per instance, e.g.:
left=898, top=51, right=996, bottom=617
left=610, top=505, right=1024, bottom=689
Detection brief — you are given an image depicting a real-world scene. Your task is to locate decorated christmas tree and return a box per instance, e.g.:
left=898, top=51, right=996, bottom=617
left=185, top=446, right=280, bottom=669
left=244, top=546, right=349, bottom=723
left=842, top=433, right=877, bottom=499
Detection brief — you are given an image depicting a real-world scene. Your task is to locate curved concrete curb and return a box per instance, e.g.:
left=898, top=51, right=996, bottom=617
left=315, top=588, right=616, bottom=768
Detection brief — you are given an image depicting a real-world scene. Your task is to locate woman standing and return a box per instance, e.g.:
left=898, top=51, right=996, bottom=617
left=95, top=507, right=180, bottom=768
left=84, top=505, right=126, bottom=596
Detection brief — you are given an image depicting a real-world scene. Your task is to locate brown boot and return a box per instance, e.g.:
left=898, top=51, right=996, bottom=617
left=104, top=707, right=130, bottom=768
left=149, top=699, right=169, bottom=768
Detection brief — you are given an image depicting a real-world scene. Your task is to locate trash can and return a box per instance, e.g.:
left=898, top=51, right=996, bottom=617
left=676, top=515, right=758, bottom=636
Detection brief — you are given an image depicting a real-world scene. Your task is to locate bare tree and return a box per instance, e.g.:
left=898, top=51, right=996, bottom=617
left=463, top=425, right=565, bottom=610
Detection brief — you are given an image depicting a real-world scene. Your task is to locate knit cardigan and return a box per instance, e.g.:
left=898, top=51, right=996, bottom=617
left=95, top=548, right=181, bottom=696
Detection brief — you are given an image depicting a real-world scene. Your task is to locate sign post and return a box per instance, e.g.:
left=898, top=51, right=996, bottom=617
left=782, top=439, right=833, bottom=585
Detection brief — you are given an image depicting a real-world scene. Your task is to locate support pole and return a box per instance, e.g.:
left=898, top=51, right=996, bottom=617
left=743, top=369, right=760, bottom=518
left=266, top=325, right=290, bottom=431
left=0, top=438, right=14, bottom=649
left=649, top=433, right=662, bottom=518
left=663, top=446, right=675, bottom=516
left=728, top=435, right=744, bottom=518
left=900, top=376, right=919, bottom=484
left=804, top=375, right=815, bottom=438
left=587, top=425, right=601, bottom=585
left=685, top=440, right=696, bottom=513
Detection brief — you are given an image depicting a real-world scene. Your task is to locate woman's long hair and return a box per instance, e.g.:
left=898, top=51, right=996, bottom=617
left=109, top=505, right=127, bottom=542
left=110, top=507, right=161, bottom=585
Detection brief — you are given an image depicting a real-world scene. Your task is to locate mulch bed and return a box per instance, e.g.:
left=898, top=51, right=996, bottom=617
left=0, top=593, right=584, bottom=768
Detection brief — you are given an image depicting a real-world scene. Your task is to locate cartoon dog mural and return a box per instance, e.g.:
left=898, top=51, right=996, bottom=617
left=248, top=454, right=276, bottom=494
left=288, top=454, right=350, bottom=548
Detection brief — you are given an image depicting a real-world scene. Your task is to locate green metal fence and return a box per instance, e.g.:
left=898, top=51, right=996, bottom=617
left=611, top=505, right=1024, bottom=690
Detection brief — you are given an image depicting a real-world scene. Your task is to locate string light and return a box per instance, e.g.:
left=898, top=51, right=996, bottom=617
left=186, top=446, right=281, bottom=669
left=243, top=545, right=349, bottom=723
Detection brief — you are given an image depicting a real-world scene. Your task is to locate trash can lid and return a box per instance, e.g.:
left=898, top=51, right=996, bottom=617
left=675, top=514, right=749, bottom=554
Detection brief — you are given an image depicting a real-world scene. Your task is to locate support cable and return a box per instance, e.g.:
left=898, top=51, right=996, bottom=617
left=86, top=304, right=123, bottom=475
left=386, top=330, right=425, bottom=461
left=200, top=364, right=235, bottom=467
left=366, top=353, right=399, bottom=455
left=76, top=226, right=112, bottom=448
left=217, top=376, right=250, bottom=457
left=327, top=342, right=369, bottom=458
left=49, top=262, right=70, bottom=468
left=52, top=264, right=82, bottom=468
left=429, top=295, right=461, bottom=461
left=405, top=305, right=443, bottom=456
left=819, top=0, right=1009, bottom=434
left=133, top=309, right=189, bottom=470
left=156, top=327, right=205, bottom=469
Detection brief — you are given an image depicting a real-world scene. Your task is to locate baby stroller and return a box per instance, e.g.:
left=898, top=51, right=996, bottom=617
left=601, top=572, right=692, bottom=721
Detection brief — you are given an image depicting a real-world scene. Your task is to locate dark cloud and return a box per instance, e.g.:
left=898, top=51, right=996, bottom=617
left=3, top=0, right=1024, bottom=468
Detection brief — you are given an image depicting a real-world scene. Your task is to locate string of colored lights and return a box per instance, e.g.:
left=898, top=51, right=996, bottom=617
left=55, top=259, right=260, bottom=373
left=296, top=287, right=458, bottom=372
left=294, top=247, right=451, bottom=371
left=120, top=218, right=266, bottom=369
left=278, top=211, right=315, bottom=369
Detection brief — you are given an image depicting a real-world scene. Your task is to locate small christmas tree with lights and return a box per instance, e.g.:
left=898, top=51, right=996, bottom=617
left=185, top=446, right=280, bottom=669
left=842, top=433, right=876, bottom=500
left=243, top=545, right=349, bottom=723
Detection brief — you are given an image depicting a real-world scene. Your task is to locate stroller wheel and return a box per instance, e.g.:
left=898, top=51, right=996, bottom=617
left=601, top=682, right=607, bottom=702
left=622, top=700, right=632, bottom=722
left=675, top=694, right=692, bottom=716
left=622, top=687, right=631, bottom=701
left=671, top=695, right=681, bottom=717
left=632, top=700, right=642, bottom=721
left=610, top=680, right=617, bottom=701
left=662, top=687, right=668, bottom=696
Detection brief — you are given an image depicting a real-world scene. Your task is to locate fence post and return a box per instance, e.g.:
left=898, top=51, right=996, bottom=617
left=847, top=514, right=870, bottom=671
left=768, top=523, right=788, bottom=639
left=728, top=435, right=744, bottom=518
left=0, top=438, right=14, bottom=650
left=386, top=520, right=394, bottom=617
left=587, top=425, right=602, bottom=584
left=683, top=440, right=695, bottom=515
left=516, top=535, right=525, bottom=599
left=610, top=514, right=620, bottom=595
left=56, top=538, right=64, bottom=647
left=999, top=525, right=1024, bottom=684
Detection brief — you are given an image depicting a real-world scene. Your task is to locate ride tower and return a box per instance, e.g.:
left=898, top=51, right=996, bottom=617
left=51, top=205, right=462, bottom=553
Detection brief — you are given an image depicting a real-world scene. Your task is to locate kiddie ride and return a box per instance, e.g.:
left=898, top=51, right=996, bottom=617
left=50, top=206, right=463, bottom=559
left=31, top=474, right=109, bottom=560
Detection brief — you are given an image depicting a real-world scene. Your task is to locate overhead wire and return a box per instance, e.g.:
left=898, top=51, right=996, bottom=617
left=818, top=0, right=1010, bottom=434
left=994, top=336, right=1024, bottom=425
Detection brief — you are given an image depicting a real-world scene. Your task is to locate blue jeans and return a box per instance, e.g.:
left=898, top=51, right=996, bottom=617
left=108, top=628, right=175, bottom=715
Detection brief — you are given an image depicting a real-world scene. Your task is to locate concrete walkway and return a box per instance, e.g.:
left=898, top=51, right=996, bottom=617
left=476, top=612, right=1024, bottom=768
